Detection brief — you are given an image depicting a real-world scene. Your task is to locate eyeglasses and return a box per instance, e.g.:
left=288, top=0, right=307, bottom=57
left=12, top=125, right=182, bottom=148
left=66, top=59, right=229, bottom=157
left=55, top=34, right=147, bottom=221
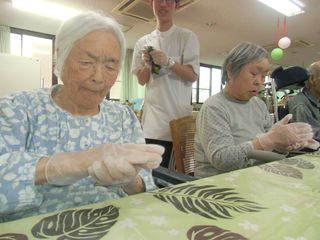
left=154, top=0, right=176, bottom=5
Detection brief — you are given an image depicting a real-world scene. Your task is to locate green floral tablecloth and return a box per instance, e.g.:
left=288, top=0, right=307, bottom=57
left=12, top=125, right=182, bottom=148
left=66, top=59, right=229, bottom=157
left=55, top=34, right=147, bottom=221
left=1, top=153, right=320, bottom=240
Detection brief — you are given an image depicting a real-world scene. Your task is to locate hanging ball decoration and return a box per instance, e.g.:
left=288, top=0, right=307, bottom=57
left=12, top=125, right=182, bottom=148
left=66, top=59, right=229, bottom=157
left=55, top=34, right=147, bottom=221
left=278, top=36, right=291, bottom=49
left=271, top=48, right=283, bottom=60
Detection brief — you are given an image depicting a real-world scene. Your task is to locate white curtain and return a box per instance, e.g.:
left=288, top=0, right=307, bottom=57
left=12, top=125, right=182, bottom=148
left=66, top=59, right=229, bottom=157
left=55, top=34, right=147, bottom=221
left=0, top=25, right=10, bottom=53
left=119, top=49, right=145, bottom=102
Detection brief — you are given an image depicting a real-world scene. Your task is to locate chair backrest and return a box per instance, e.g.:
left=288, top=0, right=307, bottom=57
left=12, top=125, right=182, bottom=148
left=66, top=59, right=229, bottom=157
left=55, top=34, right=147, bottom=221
left=169, top=115, right=196, bottom=175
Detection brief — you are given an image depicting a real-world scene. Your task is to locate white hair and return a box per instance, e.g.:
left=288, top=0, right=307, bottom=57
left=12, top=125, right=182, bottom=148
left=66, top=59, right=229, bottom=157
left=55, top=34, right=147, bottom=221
left=54, top=11, right=126, bottom=79
left=309, top=61, right=320, bottom=78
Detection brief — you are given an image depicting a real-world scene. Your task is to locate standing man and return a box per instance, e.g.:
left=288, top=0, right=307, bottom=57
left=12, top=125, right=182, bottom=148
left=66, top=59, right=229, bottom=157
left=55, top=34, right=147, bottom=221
left=131, top=0, right=200, bottom=168
left=287, top=61, right=320, bottom=142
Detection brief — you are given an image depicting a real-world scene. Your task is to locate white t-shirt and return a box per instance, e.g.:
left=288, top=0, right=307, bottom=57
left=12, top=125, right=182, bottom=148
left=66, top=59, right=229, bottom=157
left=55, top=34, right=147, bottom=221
left=132, top=25, right=200, bottom=141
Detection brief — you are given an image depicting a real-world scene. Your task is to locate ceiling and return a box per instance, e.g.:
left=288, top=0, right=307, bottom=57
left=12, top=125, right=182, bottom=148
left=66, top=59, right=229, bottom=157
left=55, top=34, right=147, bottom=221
left=1, top=0, right=319, bottom=69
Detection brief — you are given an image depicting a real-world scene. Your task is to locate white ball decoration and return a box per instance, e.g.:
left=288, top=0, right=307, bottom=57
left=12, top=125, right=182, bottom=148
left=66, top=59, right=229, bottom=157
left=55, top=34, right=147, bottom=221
left=278, top=36, right=291, bottom=49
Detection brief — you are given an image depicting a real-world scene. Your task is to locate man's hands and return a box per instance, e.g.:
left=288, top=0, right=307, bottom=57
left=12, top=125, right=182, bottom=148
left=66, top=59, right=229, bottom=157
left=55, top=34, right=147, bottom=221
left=142, top=47, right=169, bottom=67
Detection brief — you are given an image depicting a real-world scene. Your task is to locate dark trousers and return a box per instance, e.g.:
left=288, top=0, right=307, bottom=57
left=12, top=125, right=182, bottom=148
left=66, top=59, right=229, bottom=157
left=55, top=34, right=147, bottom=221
left=145, top=138, right=172, bottom=168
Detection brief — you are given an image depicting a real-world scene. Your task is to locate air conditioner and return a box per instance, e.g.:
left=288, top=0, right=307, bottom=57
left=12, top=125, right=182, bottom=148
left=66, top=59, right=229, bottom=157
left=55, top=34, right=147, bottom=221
left=112, top=0, right=199, bottom=22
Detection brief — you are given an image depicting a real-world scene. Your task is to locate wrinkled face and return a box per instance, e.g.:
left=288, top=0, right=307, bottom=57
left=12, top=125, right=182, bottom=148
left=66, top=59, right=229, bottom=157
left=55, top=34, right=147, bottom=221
left=226, top=58, right=269, bottom=101
left=151, top=0, right=177, bottom=21
left=60, top=29, right=120, bottom=110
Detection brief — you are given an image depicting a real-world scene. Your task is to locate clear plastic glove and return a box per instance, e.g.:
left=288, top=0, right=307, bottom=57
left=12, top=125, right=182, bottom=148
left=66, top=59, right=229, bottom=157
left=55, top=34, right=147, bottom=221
left=142, top=49, right=151, bottom=65
left=257, top=114, right=313, bottom=152
left=88, top=144, right=164, bottom=186
left=299, top=139, right=320, bottom=151
left=45, top=143, right=164, bottom=186
left=146, top=48, right=168, bottom=66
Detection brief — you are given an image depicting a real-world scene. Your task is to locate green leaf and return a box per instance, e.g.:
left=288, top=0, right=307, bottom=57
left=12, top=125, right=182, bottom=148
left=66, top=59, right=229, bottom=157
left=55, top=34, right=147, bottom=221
left=152, top=184, right=265, bottom=220
left=31, top=205, right=119, bottom=240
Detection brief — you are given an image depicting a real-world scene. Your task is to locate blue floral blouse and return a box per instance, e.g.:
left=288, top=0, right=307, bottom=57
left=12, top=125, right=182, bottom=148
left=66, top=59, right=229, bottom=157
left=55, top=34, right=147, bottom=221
left=0, top=85, right=156, bottom=222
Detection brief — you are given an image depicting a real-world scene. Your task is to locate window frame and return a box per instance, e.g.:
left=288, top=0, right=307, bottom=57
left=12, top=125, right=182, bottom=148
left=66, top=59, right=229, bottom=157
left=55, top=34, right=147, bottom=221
left=10, top=27, right=56, bottom=86
left=192, top=63, right=222, bottom=104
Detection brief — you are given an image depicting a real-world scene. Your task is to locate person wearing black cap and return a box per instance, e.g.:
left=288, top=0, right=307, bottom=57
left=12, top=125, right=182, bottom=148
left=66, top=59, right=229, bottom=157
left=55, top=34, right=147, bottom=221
left=287, top=61, right=320, bottom=142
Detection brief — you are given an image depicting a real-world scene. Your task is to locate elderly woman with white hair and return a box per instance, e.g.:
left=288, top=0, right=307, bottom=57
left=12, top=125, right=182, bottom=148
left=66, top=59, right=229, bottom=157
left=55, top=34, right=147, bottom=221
left=0, top=11, right=164, bottom=222
left=194, top=42, right=317, bottom=178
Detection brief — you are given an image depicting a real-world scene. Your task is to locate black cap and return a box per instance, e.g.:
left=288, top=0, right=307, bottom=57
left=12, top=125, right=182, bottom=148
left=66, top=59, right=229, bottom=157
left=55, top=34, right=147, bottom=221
left=271, top=66, right=309, bottom=90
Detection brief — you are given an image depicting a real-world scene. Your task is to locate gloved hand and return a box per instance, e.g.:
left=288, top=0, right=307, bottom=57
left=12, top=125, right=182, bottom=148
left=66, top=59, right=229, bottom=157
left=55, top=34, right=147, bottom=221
left=88, top=144, right=164, bottom=186
left=142, top=48, right=151, bottom=66
left=257, top=114, right=313, bottom=152
left=144, top=47, right=168, bottom=66
left=298, top=139, right=320, bottom=151
left=45, top=144, right=164, bottom=186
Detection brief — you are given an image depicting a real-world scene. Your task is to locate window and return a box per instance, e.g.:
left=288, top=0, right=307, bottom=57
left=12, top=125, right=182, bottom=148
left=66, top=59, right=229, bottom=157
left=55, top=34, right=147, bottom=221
left=192, top=63, right=222, bottom=103
left=10, top=28, right=54, bottom=88
left=9, top=28, right=123, bottom=101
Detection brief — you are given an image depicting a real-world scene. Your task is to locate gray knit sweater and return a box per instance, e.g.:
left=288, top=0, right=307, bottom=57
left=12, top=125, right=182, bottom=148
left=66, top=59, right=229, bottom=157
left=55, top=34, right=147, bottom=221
left=194, top=91, right=272, bottom=178
left=287, top=88, right=320, bottom=142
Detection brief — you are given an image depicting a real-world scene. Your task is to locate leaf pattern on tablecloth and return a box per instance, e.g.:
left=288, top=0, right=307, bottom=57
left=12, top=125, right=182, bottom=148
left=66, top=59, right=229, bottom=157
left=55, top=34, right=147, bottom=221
left=309, top=151, right=320, bottom=156
left=259, top=158, right=315, bottom=179
left=278, top=158, right=315, bottom=169
left=31, top=205, right=119, bottom=240
left=187, top=225, right=248, bottom=240
left=152, top=184, right=265, bottom=220
left=0, top=233, right=28, bottom=240
left=259, top=163, right=303, bottom=179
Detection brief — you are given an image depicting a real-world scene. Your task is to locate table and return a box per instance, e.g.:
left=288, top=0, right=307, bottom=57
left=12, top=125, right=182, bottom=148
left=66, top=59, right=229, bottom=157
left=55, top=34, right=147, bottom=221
left=1, top=153, right=320, bottom=239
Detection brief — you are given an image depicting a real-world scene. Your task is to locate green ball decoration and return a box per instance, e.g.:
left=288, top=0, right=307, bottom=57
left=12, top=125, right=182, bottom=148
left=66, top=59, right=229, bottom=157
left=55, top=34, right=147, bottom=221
left=271, top=48, right=283, bottom=60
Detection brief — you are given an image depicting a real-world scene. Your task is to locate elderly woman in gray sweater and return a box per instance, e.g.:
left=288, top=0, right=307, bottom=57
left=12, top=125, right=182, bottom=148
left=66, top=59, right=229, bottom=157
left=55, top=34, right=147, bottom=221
left=194, top=42, right=317, bottom=178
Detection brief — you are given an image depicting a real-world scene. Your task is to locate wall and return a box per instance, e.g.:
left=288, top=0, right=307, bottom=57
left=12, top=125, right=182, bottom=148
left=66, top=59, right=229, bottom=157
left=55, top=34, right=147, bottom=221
left=0, top=53, right=41, bottom=97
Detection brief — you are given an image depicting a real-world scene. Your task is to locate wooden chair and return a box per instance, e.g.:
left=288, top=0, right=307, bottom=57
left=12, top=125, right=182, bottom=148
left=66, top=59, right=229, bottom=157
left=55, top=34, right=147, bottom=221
left=169, top=115, right=196, bottom=176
